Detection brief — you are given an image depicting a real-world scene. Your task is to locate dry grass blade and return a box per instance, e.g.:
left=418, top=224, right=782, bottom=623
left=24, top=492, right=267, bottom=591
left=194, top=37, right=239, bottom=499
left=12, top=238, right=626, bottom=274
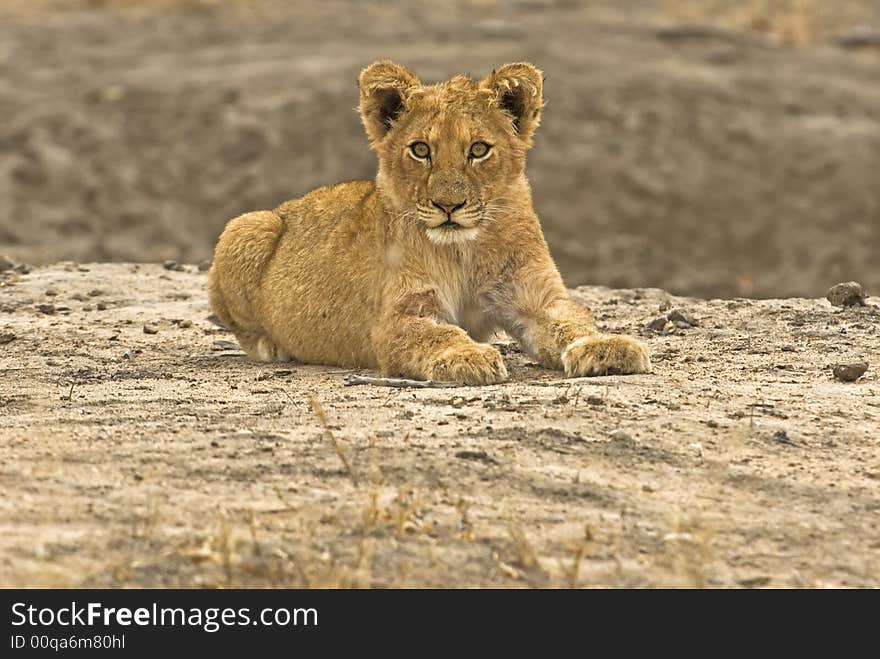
left=509, top=526, right=537, bottom=569
left=309, top=394, right=359, bottom=487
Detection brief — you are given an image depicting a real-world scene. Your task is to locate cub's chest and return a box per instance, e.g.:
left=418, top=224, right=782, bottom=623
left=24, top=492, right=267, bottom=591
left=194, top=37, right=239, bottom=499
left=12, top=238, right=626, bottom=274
left=435, top=278, right=497, bottom=343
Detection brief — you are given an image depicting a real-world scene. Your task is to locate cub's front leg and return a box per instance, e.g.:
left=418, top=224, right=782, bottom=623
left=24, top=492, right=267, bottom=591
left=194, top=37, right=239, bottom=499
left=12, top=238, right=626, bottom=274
left=502, top=266, right=651, bottom=377
left=372, top=289, right=507, bottom=385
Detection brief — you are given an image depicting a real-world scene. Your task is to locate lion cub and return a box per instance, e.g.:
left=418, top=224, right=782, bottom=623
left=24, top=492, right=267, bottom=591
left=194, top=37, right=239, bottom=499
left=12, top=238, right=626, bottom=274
left=208, top=61, right=650, bottom=384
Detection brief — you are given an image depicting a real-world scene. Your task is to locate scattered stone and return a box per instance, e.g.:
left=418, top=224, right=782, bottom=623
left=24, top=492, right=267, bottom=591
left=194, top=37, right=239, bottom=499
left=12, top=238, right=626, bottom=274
left=773, top=430, right=797, bottom=446
left=586, top=395, right=604, bottom=406
left=45, top=287, right=58, bottom=297
left=88, top=289, right=104, bottom=297
left=738, top=576, right=772, bottom=588
left=667, top=308, right=698, bottom=327
left=0, top=331, right=15, bottom=344
left=96, top=302, right=108, bottom=311
left=178, top=319, right=192, bottom=328
left=206, top=313, right=227, bottom=328
left=826, top=281, right=866, bottom=307
left=36, top=303, right=55, bottom=315
left=13, top=263, right=31, bottom=274
left=454, top=450, right=497, bottom=464
left=647, top=307, right=698, bottom=332
left=143, top=324, right=159, bottom=334
left=610, top=429, right=631, bottom=442
left=707, top=420, right=719, bottom=428
left=163, top=260, right=185, bottom=272
left=0, top=255, right=15, bottom=272
left=832, top=361, right=868, bottom=382
left=197, top=260, right=212, bottom=272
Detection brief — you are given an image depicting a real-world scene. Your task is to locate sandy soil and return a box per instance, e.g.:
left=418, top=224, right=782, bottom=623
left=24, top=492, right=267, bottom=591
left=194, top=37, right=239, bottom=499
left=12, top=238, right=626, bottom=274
left=1, top=263, right=877, bottom=588
left=1, top=0, right=879, bottom=298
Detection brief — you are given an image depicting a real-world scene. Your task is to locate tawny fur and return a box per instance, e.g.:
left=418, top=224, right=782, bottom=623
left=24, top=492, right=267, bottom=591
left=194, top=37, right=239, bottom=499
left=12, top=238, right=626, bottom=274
left=208, top=60, right=651, bottom=385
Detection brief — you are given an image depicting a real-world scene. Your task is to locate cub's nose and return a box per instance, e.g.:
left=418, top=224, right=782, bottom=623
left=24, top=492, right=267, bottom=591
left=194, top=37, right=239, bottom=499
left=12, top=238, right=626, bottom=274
left=431, top=200, right=466, bottom=216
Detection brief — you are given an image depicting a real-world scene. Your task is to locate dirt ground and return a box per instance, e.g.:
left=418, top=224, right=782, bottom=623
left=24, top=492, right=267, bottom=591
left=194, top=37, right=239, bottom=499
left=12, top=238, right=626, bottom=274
left=1, top=0, right=879, bottom=298
left=1, top=262, right=877, bottom=588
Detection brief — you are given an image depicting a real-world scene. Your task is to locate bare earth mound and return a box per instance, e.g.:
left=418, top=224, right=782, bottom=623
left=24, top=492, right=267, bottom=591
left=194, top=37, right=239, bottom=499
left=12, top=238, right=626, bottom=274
left=1, top=263, right=878, bottom=588
left=1, top=1, right=879, bottom=298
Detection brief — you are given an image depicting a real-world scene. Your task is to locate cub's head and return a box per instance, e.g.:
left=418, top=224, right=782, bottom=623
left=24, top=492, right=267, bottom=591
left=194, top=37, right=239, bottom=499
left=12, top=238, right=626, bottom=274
left=358, top=60, right=543, bottom=245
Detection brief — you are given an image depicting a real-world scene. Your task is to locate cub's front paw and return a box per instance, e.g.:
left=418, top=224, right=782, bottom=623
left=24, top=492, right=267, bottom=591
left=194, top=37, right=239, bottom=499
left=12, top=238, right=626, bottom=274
left=428, top=343, right=508, bottom=385
left=562, top=334, right=651, bottom=377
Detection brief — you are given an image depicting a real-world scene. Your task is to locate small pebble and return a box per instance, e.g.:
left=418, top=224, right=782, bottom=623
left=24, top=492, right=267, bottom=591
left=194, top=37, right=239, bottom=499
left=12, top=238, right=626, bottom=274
left=96, top=302, right=108, bottom=311
left=610, top=429, right=631, bottom=442
left=0, top=331, right=15, bottom=344
left=45, top=288, right=58, bottom=297
left=198, top=260, right=212, bottom=272
left=832, top=361, right=868, bottom=382
left=647, top=316, right=667, bottom=332
left=773, top=430, right=796, bottom=445
left=163, top=260, right=185, bottom=272
left=667, top=308, right=698, bottom=327
left=179, top=319, right=192, bottom=328
left=36, top=304, right=55, bottom=315
left=143, top=324, right=159, bottom=335
left=826, top=281, right=866, bottom=307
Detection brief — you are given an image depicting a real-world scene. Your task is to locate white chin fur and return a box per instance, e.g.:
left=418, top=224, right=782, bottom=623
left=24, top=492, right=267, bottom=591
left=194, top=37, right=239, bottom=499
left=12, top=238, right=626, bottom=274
left=426, top=226, right=479, bottom=246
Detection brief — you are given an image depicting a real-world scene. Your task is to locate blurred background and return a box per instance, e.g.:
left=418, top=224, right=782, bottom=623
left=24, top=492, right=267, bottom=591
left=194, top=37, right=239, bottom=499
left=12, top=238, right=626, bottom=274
left=0, top=0, right=878, bottom=298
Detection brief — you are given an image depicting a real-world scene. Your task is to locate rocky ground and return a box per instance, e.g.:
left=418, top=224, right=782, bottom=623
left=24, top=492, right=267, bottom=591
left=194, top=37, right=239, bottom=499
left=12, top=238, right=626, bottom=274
left=1, top=263, right=877, bottom=588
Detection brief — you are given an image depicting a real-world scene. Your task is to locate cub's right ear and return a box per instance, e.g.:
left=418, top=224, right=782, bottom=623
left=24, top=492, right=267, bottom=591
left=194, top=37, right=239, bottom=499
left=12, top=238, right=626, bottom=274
left=358, top=60, right=420, bottom=145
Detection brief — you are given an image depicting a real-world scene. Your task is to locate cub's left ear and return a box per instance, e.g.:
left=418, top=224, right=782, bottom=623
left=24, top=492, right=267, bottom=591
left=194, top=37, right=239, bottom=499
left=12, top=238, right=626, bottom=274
left=481, top=62, right=544, bottom=145
left=358, top=60, right=421, bottom=145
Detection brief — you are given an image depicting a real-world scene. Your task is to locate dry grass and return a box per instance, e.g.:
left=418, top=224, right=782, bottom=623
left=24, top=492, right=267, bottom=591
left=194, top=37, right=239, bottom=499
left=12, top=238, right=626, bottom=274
left=308, top=394, right=360, bottom=488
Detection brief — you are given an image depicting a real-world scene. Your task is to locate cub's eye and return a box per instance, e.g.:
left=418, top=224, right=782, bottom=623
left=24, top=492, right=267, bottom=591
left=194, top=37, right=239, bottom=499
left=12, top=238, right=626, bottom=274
left=469, top=142, right=491, bottom=160
left=410, top=142, right=431, bottom=159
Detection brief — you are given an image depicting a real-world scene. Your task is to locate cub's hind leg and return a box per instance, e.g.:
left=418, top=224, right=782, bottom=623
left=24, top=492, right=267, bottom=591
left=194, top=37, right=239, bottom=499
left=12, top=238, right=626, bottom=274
left=208, top=210, right=291, bottom=362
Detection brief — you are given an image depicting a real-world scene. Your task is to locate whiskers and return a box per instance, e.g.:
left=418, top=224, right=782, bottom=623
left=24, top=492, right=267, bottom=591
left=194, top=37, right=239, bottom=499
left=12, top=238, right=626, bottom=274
left=481, top=197, right=524, bottom=224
